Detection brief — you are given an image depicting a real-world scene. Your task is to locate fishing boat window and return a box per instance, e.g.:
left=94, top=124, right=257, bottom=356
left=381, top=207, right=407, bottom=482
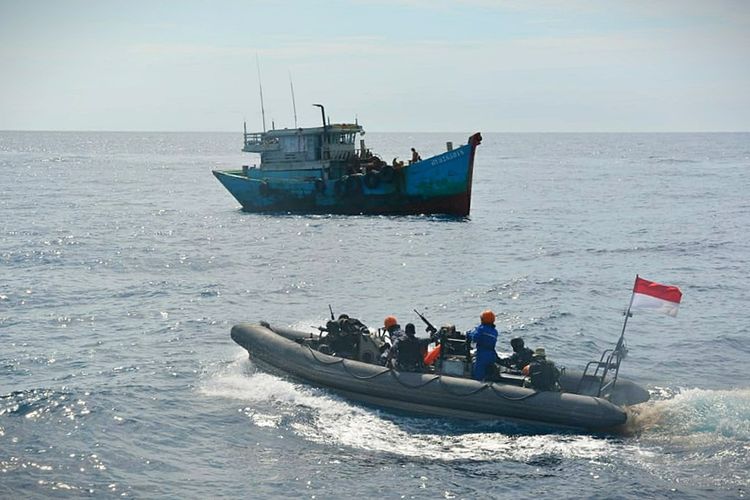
left=281, top=135, right=305, bottom=153
left=305, top=135, right=321, bottom=161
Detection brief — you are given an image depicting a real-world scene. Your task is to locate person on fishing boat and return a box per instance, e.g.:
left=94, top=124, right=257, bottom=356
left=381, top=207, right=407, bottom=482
left=466, top=310, right=499, bottom=381
left=386, top=323, right=432, bottom=371
left=410, top=147, right=421, bottom=164
left=498, top=337, right=534, bottom=372
left=522, top=348, right=561, bottom=391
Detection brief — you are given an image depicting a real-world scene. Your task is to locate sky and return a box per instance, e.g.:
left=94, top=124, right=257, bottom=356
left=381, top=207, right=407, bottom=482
left=1, top=0, right=749, bottom=132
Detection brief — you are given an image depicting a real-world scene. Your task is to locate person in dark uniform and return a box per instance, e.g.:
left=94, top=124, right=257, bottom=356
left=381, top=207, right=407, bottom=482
left=498, top=337, right=534, bottom=372
left=323, top=313, right=367, bottom=358
left=522, top=348, right=561, bottom=391
left=387, top=323, right=432, bottom=371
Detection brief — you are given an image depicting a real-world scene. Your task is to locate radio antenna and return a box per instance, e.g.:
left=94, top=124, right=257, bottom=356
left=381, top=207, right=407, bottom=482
left=255, top=53, right=267, bottom=133
left=289, top=71, right=298, bottom=128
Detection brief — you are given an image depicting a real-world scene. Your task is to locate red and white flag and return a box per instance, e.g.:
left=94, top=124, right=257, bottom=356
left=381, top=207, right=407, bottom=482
left=631, top=276, right=683, bottom=317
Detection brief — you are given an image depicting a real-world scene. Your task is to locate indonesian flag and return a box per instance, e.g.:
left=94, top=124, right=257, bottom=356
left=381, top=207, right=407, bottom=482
left=631, top=276, right=683, bottom=317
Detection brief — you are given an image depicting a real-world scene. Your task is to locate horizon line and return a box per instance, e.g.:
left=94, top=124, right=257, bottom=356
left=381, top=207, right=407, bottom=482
left=1, top=129, right=749, bottom=134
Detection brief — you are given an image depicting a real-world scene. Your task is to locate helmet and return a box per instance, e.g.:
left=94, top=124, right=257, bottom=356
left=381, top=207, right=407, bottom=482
left=384, top=315, right=398, bottom=329
left=439, top=324, right=457, bottom=336
left=405, top=323, right=416, bottom=336
left=480, top=310, right=495, bottom=325
left=510, top=337, right=524, bottom=350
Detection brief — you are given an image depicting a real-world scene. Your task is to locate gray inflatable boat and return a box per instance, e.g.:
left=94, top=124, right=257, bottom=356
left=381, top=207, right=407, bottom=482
left=230, top=322, right=650, bottom=431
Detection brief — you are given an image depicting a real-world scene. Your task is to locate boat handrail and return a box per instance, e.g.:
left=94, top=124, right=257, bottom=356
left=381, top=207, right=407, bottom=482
left=576, top=347, right=625, bottom=399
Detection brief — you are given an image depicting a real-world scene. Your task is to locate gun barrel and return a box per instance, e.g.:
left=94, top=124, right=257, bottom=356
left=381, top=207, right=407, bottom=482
left=413, top=309, right=437, bottom=333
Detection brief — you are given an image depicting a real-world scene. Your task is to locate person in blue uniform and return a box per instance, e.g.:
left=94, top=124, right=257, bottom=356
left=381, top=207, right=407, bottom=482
left=466, top=310, right=499, bottom=381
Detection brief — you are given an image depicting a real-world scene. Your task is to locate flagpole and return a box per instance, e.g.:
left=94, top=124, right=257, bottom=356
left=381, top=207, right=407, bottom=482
left=615, top=274, right=638, bottom=354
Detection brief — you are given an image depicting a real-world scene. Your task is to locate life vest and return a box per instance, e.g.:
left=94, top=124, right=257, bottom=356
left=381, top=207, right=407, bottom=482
left=529, top=359, right=561, bottom=391
left=424, top=344, right=441, bottom=365
left=395, top=337, right=424, bottom=371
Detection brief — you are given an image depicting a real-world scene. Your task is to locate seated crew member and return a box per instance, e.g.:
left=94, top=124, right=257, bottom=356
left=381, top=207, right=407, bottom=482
left=498, top=337, right=534, bottom=371
left=466, top=310, right=499, bottom=381
left=387, top=323, right=432, bottom=371
left=522, top=348, right=561, bottom=391
left=323, top=313, right=366, bottom=358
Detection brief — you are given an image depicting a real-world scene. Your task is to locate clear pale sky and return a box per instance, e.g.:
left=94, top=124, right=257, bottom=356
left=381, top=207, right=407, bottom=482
left=1, top=0, right=748, bottom=132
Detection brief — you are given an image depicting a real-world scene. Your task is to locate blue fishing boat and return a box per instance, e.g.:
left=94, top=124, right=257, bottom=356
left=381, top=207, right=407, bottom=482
left=212, top=106, right=481, bottom=216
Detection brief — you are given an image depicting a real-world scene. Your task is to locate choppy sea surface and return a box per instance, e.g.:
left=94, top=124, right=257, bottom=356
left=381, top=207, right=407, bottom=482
left=1, top=131, right=749, bottom=498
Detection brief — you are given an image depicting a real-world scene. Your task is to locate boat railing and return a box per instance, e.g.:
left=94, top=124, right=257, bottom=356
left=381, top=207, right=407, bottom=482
left=322, top=143, right=358, bottom=161
left=243, top=133, right=280, bottom=153
left=576, top=347, right=624, bottom=400
left=243, top=144, right=277, bottom=153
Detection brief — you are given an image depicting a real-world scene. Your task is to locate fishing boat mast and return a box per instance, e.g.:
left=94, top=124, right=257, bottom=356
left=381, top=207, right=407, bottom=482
left=289, top=72, right=298, bottom=128
left=255, top=54, right=267, bottom=133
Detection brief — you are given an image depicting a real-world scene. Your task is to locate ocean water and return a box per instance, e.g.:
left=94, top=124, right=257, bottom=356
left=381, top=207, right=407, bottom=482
left=1, top=130, right=748, bottom=498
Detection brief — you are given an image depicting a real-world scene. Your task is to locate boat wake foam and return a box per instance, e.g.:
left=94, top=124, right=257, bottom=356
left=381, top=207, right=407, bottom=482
left=625, top=387, right=750, bottom=440
left=621, top=387, right=750, bottom=493
left=200, top=354, right=616, bottom=463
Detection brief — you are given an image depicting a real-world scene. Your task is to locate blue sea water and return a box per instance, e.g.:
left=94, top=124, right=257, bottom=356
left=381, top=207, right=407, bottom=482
left=1, top=130, right=749, bottom=498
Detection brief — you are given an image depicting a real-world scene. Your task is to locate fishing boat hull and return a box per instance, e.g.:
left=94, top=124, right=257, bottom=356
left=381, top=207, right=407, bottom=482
left=213, top=133, right=481, bottom=216
left=231, top=323, right=630, bottom=431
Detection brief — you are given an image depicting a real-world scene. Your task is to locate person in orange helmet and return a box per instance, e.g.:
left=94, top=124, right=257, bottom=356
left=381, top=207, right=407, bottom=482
left=381, top=315, right=404, bottom=365
left=466, top=309, right=499, bottom=381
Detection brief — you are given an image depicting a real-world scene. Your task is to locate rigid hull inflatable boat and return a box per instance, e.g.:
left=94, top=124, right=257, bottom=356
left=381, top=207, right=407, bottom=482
left=230, top=322, right=650, bottom=431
